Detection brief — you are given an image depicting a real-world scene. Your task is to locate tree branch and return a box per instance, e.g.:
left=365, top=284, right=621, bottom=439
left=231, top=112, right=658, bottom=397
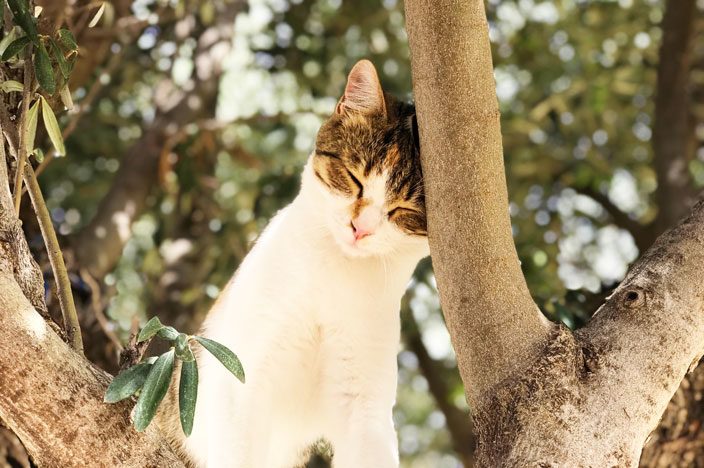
left=22, top=164, right=83, bottom=352
left=0, top=267, right=185, bottom=467
left=405, top=0, right=552, bottom=409
left=575, top=186, right=653, bottom=252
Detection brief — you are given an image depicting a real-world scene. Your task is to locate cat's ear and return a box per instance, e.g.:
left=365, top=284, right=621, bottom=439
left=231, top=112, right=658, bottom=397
left=335, top=60, right=386, bottom=117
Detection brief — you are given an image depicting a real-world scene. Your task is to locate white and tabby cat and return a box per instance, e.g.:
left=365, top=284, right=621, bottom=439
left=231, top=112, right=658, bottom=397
left=161, top=59, right=429, bottom=468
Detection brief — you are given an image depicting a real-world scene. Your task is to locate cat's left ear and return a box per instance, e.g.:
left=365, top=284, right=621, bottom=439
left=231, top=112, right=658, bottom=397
left=335, top=60, right=386, bottom=117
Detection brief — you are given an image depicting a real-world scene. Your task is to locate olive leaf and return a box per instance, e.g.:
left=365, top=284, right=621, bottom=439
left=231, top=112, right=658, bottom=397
left=34, top=42, right=55, bottom=94
left=137, top=316, right=164, bottom=342
left=179, top=360, right=198, bottom=436
left=2, top=36, right=30, bottom=61
left=133, top=349, right=174, bottom=431
left=193, top=336, right=245, bottom=383
left=39, top=96, right=65, bottom=155
left=175, top=333, right=195, bottom=362
left=0, top=80, right=25, bottom=93
left=6, top=0, right=38, bottom=45
left=88, top=2, right=106, bottom=28
left=48, top=38, right=69, bottom=79
left=156, top=326, right=179, bottom=341
left=25, top=99, right=39, bottom=155
left=59, top=85, right=74, bottom=111
left=104, top=357, right=157, bottom=403
left=58, top=29, right=77, bottom=50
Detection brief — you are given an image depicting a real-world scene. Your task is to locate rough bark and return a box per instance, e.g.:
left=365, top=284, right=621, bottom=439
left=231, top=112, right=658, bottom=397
left=405, top=0, right=704, bottom=466
left=0, top=264, right=186, bottom=468
left=405, top=0, right=552, bottom=410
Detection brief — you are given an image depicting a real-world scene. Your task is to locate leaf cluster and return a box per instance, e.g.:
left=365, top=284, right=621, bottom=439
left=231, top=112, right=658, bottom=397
left=105, top=316, right=245, bottom=436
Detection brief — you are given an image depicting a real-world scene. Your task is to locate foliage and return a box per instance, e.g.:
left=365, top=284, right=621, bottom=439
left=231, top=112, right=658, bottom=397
left=105, top=316, right=244, bottom=436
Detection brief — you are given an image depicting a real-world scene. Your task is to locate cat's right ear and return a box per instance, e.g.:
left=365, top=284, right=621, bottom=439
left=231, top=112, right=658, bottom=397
left=335, top=60, right=386, bottom=117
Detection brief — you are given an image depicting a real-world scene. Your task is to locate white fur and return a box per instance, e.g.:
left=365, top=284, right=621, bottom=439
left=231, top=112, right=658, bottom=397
left=184, top=155, right=429, bottom=467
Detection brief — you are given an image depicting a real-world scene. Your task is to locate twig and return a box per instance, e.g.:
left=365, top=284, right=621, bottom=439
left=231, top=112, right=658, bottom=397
left=22, top=164, right=83, bottom=353
left=12, top=57, right=34, bottom=214
left=80, top=267, right=123, bottom=356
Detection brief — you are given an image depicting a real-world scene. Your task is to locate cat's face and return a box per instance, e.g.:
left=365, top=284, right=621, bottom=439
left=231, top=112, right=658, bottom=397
left=311, top=60, right=427, bottom=258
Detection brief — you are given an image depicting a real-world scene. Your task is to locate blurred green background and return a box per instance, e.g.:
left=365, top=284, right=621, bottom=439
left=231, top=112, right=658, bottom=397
left=26, top=0, right=702, bottom=466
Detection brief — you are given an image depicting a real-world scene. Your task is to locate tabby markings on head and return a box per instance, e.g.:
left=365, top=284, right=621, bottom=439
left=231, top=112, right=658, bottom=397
left=312, top=60, right=426, bottom=237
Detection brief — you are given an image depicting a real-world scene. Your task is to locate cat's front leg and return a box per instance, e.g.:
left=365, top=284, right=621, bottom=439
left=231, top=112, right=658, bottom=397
left=330, top=407, right=399, bottom=468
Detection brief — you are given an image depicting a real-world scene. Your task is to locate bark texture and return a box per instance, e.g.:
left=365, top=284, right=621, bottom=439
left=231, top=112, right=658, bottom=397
left=405, top=0, right=704, bottom=466
left=0, top=265, right=186, bottom=468
left=404, top=0, right=552, bottom=410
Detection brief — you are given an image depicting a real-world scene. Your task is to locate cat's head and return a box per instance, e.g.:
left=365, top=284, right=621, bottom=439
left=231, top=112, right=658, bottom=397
left=309, top=59, right=427, bottom=258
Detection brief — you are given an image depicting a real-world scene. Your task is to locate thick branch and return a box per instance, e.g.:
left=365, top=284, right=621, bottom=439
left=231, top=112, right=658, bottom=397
left=0, top=267, right=185, bottom=467
left=653, top=0, right=699, bottom=235
left=404, top=0, right=551, bottom=408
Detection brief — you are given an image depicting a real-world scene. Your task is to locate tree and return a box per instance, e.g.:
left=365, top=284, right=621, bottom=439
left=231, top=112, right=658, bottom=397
left=0, top=0, right=702, bottom=466
left=406, top=0, right=703, bottom=466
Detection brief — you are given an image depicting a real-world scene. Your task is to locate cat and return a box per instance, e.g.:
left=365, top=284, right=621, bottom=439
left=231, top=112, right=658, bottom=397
left=159, top=59, right=429, bottom=468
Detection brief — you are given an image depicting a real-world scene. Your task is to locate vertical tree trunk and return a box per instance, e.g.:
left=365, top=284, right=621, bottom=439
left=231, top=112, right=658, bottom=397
left=405, top=0, right=704, bottom=466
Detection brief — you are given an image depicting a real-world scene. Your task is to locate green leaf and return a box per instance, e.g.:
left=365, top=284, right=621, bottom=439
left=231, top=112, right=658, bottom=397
left=104, top=361, right=154, bottom=403
left=88, top=2, right=106, bottom=28
left=32, top=147, right=44, bottom=163
left=39, top=96, right=65, bottom=155
left=0, top=80, right=25, bottom=93
left=59, top=85, right=73, bottom=111
left=137, top=316, right=163, bottom=342
left=156, top=326, right=179, bottom=341
left=179, top=360, right=198, bottom=436
left=175, top=334, right=195, bottom=362
left=6, top=0, right=38, bottom=45
left=193, top=336, right=245, bottom=383
left=0, top=0, right=4, bottom=36
left=2, top=36, right=30, bottom=61
left=25, top=99, right=39, bottom=155
left=34, top=42, right=55, bottom=95
left=48, top=38, right=69, bottom=79
left=58, top=29, right=77, bottom=50
left=133, top=350, right=174, bottom=431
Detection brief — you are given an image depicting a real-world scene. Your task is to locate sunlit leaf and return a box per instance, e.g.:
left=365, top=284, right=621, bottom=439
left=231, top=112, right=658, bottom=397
left=59, top=85, right=74, bottom=110
left=2, top=36, right=30, bottom=61
left=34, top=43, right=55, bottom=95
left=133, top=350, right=174, bottom=431
left=25, top=99, right=39, bottom=155
left=137, top=316, right=163, bottom=342
left=104, top=358, right=156, bottom=403
left=193, top=336, right=245, bottom=383
left=88, top=2, right=106, bottom=28
left=0, top=80, right=25, bottom=93
left=39, top=96, right=65, bottom=155
left=179, top=360, right=198, bottom=436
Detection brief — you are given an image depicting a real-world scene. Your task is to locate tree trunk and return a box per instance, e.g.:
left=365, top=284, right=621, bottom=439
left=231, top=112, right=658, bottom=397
left=405, top=0, right=704, bottom=466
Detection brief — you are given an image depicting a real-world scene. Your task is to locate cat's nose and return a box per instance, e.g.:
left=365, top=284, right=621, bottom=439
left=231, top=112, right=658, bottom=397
left=351, top=219, right=372, bottom=240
